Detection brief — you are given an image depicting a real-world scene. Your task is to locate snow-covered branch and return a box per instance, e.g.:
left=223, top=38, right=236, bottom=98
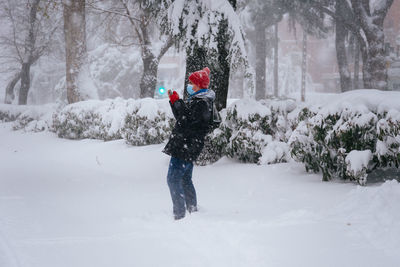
left=87, top=2, right=141, bottom=23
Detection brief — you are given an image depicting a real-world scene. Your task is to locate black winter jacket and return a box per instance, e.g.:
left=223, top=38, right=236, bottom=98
left=163, top=90, right=215, bottom=162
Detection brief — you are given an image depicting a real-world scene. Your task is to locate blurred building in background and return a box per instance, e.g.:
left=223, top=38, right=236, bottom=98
left=278, top=1, right=400, bottom=93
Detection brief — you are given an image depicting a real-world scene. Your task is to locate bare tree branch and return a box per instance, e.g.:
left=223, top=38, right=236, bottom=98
left=6, top=0, right=23, bottom=63
left=157, top=35, right=174, bottom=61
left=87, top=2, right=141, bottom=23
left=118, top=0, right=143, bottom=44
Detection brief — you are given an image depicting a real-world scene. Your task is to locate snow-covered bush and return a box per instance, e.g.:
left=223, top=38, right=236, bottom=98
left=289, top=105, right=378, bottom=184
left=12, top=104, right=57, bottom=132
left=197, top=98, right=296, bottom=164
left=195, top=126, right=231, bottom=165
left=262, top=98, right=297, bottom=142
left=123, top=98, right=174, bottom=146
left=0, top=104, right=28, bottom=122
left=345, top=150, right=372, bottom=186
left=53, top=98, right=174, bottom=145
left=224, top=99, right=273, bottom=163
left=289, top=90, right=400, bottom=185
left=228, top=128, right=272, bottom=163
left=259, top=141, right=290, bottom=165
left=226, top=98, right=296, bottom=163
left=376, top=109, right=400, bottom=169
left=287, top=105, right=318, bottom=133
left=6, top=89, right=400, bottom=187
left=53, top=98, right=129, bottom=140
left=0, top=104, right=57, bottom=132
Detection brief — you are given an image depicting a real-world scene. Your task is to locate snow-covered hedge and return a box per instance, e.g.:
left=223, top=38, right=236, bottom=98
left=53, top=98, right=174, bottom=145
left=224, top=99, right=273, bottom=163
left=53, top=98, right=128, bottom=140
left=197, top=98, right=296, bottom=165
left=0, top=104, right=57, bottom=132
left=0, top=104, right=29, bottom=122
left=226, top=98, right=295, bottom=164
left=2, top=90, right=399, bottom=186
left=259, top=141, right=290, bottom=165
left=289, top=90, right=400, bottom=185
left=12, top=104, right=57, bottom=132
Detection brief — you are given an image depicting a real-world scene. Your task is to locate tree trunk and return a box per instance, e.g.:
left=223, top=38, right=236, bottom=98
left=140, top=48, right=158, bottom=98
left=213, top=15, right=230, bottom=111
left=364, top=30, right=387, bottom=89
left=19, top=63, right=32, bottom=105
left=135, top=16, right=159, bottom=98
left=301, top=31, right=307, bottom=101
left=4, top=72, right=21, bottom=104
left=335, top=13, right=352, bottom=92
left=353, top=38, right=360, bottom=89
left=18, top=0, right=40, bottom=105
left=139, top=35, right=173, bottom=98
left=64, top=0, right=86, bottom=104
left=274, top=23, right=279, bottom=97
left=211, top=0, right=236, bottom=110
left=6, top=49, right=42, bottom=104
left=360, top=41, right=370, bottom=88
left=213, top=0, right=236, bottom=110
left=255, top=23, right=266, bottom=100
left=350, top=0, right=393, bottom=90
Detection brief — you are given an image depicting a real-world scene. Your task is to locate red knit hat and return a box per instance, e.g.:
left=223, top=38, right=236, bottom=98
left=188, top=67, right=211, bottom=89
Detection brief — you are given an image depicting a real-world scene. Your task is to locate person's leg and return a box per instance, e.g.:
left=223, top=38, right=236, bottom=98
left=167, top=157, right=186, bottom=219
left=182, top=161, right=197, bottom=213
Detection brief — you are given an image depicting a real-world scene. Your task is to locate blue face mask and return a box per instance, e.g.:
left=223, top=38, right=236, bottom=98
left=186, top=84, right=195, bottom=95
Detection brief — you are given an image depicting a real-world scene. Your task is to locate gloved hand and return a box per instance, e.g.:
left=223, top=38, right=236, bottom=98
left=168, top=90, right=179, bottom=105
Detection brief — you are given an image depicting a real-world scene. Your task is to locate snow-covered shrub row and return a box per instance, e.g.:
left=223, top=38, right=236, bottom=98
left=0, top=104, right=29, bottom=122
left=53, top=99, right=126, bottom=140
left=2, top=98, right=173, bottom=145
left=226, top=98, right=296, bottom=163
left=0, top=103, right=57, bottom=132
left=12, top=104, right=58, bottom=132
left=53, top=98, right=174, bottom=145
left=197, top=98, right=296, bottom=165
left=289, top=90, right=400, bottom=185
left=225, top=105, right=272, bottom=163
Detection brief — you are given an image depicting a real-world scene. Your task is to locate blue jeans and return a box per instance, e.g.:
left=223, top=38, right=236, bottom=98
left=167, top=157, right=197, bottom=218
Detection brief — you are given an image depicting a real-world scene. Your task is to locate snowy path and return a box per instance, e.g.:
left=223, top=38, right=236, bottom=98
left=0, top=123, right=399, bottom=267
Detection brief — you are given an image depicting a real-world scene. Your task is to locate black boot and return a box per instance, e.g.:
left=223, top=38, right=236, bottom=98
left=174, top=214, right=185, bottom=220
left=187, top=205, right=198, bottom=213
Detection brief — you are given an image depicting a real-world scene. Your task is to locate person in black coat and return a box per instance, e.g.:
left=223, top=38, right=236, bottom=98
left=163, top=67, right=214, bottom=220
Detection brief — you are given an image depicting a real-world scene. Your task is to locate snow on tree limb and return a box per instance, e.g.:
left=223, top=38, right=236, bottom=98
left=167, top=0, right=255, bottom=96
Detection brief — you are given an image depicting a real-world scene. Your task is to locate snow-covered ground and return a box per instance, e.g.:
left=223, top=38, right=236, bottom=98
left=0, top=122, right=399, bottom=267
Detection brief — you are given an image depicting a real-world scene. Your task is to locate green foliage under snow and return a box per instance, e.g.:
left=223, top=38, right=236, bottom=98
left=2, top=90, right=400, bottom=185
left=197, top=98, right=295, bottom=165
left=53, top=98, right=174, bottom=145
left=289, top=92, right=400, bottom=185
